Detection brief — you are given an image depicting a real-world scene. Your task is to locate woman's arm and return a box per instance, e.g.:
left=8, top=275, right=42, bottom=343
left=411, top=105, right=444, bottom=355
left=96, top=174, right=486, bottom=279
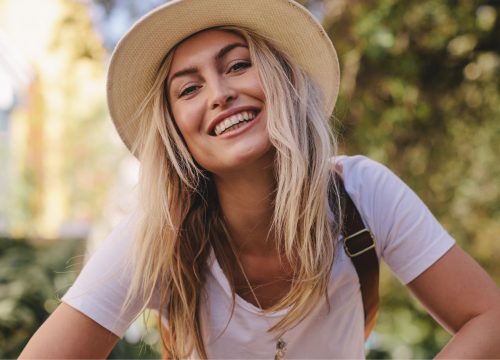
left=407, top=244, right=500, bottom=358
left=19, top=302, right=119, bottom=359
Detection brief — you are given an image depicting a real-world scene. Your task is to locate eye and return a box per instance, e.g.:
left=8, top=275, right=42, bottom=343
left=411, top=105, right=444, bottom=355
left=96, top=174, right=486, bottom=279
left=178, top=84, right=200, bottom=98
left=228, top=61, right=251, bottom=73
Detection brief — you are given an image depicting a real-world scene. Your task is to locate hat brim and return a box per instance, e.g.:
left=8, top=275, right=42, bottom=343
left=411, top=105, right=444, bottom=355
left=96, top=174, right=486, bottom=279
left=106, top=0, right=340, bottom=154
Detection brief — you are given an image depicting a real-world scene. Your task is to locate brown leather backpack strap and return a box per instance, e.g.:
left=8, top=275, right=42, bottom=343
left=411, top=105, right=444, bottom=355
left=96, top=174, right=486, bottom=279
left=333, top=174, right=380, bottom=340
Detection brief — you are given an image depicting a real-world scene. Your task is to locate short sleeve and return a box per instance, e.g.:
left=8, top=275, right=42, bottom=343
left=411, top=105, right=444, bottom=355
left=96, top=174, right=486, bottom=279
left=339, top=155, right=455, bottom=284
left=61, top=212, right=159, bottom=337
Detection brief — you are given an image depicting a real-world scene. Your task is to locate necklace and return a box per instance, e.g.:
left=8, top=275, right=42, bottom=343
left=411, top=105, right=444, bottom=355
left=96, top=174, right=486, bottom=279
left=235, top=254, right=288, bottom=360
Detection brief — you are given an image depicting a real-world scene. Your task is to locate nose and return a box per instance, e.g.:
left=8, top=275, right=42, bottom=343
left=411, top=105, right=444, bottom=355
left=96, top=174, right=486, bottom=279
left=208, top=76, right=238, bottom=110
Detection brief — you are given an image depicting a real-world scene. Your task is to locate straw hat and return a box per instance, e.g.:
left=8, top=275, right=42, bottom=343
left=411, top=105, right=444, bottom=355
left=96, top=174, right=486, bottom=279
left=107, top=0, right=340, bottom=154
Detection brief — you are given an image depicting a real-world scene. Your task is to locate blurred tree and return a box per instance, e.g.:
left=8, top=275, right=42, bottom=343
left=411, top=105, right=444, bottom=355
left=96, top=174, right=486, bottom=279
left=321, top=0, right=500, bottom=357
left=1, top=0, right=154, bottom=357
left=47, top=1, right=121, bottom=229
left=3, top=0, right=122, bottom=238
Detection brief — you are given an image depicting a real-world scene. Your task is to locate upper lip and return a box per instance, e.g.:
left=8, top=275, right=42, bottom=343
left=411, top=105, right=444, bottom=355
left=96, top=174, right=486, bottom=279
left=207, top=106, right=261, bottom=135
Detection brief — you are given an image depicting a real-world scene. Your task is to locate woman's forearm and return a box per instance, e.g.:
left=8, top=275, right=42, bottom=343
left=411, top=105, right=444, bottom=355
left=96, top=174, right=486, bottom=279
left=436, top=306, right=500, bottom=359
left=19, top=303, right=118, bottom=359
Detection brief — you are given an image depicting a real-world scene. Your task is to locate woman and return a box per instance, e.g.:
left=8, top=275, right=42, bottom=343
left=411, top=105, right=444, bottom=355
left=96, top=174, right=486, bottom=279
left=20, top=0, right=500, bottom=358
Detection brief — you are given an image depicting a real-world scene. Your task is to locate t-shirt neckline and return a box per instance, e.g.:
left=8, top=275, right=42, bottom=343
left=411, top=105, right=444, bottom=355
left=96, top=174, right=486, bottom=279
left=207, top=248, right=290, bottom=317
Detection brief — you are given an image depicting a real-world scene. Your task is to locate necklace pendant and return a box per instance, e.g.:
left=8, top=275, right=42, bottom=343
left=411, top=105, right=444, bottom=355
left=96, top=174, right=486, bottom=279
left=274, top=338, right=287, bottom=360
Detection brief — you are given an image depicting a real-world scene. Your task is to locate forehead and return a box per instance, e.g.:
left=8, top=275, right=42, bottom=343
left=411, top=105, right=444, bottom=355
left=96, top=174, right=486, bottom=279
left=170, top=29, right=247, bottom=67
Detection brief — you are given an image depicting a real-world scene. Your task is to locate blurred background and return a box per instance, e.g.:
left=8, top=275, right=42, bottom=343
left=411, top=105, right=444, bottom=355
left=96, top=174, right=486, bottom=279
left=0, top=0, right=498, bottom=358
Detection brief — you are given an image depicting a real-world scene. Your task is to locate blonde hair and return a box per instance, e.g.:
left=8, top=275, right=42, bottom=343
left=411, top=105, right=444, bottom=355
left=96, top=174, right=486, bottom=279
left=123, top=26, right=342, bottom=358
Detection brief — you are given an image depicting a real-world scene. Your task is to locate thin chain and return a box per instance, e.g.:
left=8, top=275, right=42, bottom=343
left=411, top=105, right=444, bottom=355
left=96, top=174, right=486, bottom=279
left=234, top=253, right=288, bottom=360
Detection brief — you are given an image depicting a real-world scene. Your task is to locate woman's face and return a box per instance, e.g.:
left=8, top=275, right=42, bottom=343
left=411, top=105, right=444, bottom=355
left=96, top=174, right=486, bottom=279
left=166, top=29, right=272, bottom=175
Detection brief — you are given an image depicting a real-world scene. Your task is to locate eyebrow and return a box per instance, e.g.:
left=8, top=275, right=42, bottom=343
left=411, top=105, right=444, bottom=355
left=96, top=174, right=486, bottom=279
left=168, top=42, right=248, bottom=86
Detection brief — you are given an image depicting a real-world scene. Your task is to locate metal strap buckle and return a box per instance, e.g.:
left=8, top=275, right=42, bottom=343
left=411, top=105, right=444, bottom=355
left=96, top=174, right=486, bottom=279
left=343, top=228, right=375, bottom=258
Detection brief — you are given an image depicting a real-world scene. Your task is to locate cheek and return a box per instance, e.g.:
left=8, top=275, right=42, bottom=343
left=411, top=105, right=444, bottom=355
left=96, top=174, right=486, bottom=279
left=170, top=104, right=211, bottom=164
left=171, top=103, right=203, bottom=139
left=246, top=69, right=266, bottom=100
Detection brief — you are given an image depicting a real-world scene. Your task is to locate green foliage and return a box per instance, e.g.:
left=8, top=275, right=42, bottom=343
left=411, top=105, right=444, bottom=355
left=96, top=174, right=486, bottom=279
left=323, top=0, right=500, bottom=357
left=0, top=237, right=160, bottom=359
left=0, top=238, right=82, bottom=357
left=109, top=336, right=160, bottom=359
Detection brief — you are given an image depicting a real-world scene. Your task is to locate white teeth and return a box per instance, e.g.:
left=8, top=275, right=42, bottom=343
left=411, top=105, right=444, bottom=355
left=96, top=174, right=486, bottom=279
left=214, top=111, right=257, bottom=136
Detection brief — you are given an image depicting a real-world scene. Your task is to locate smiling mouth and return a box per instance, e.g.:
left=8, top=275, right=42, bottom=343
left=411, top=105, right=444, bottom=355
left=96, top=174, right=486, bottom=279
left=213, top=110, right=259, bottom=136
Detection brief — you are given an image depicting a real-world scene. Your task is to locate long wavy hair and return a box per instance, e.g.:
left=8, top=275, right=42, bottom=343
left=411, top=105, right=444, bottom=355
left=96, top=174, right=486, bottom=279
left=122, top=26, right=342, bottom=358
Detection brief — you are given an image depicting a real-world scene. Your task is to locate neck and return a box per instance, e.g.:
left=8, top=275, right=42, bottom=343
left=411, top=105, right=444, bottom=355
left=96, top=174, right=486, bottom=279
left=213, top=151, right=277, bottom=257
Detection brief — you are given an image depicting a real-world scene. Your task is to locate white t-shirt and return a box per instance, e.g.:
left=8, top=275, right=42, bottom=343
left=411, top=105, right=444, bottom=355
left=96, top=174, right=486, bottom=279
left=62, top=155, right=455, bottom=358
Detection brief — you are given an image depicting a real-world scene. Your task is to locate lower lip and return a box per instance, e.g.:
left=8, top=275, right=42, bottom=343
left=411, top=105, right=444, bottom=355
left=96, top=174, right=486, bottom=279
left=216, top=112, right=262, bottom=140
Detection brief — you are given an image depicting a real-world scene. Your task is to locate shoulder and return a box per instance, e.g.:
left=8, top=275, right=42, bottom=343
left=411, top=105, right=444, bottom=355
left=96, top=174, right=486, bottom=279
left=61, top=210, right=156, bottom=337
left=332, top=155, right=399, bottom=201
left=332, top=155, right=455, bottom=284
left=332, top=154, right=408, bottom=239
left=333, top=154, right=392, bottom=178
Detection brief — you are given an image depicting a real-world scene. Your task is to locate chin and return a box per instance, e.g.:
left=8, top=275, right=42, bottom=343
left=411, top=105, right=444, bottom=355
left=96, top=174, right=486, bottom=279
left=205, top=141, right=275, bottom=175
